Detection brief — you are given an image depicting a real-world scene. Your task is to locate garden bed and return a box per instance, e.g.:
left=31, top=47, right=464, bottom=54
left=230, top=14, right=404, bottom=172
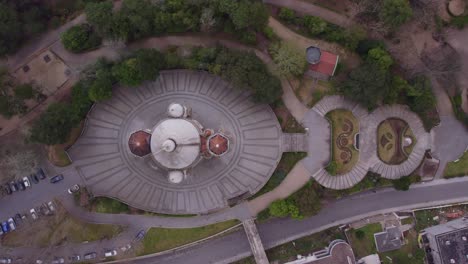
left=377, top=118, right=416, bottom=165
left=326, top=109, right=359, bottom=175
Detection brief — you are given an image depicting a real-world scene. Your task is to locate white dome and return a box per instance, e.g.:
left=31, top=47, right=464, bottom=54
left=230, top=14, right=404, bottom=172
left=168, top=103, right=185, bottom=118
left=168, top=171, right=184, bottom=184
left=403, top=136, right=413, bottom=147
left=150, top=119, right=201, bottom=169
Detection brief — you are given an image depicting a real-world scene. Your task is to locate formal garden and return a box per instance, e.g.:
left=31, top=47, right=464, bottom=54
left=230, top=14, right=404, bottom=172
left=325, top=109, right=359, bottom=175
left=377, top=118, right=416, bottom=165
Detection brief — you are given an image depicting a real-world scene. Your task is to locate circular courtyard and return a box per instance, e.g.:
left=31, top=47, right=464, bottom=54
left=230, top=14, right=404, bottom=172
left=67, top=70, right=283, bottom=214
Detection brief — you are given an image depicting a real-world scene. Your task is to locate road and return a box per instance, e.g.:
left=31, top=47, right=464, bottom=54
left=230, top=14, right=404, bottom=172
left=117, top=177, right=468, bottom=264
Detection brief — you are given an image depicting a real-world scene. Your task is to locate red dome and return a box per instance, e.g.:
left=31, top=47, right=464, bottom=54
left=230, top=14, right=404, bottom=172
left=128, top=130, right=151, bottom=157
left=208, top=133, right=229, bottom=156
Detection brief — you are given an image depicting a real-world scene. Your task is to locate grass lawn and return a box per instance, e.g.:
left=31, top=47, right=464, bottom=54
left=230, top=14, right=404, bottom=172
left=92, top=197, right=130, bottom=214
left=377, top=120, right=397, bottom=163
left=139, top=220, right=240, bottom=255
left=326, top=109, right=359, bottom=175
left=234, top=227, right=344, bottom=264
left=377, top=119, right=416, bottom=165
left=347, top=223, right=382, bottom=258
left=444, top=151, right=468, bottom=178
left=380, top=230, right=424, bottom=264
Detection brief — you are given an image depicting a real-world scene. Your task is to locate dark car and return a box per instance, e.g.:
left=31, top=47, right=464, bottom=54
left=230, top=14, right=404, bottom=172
left=36, top=168, right=46, bottom=180
left=135, top=230, right=146, bottom=241
left=4, top=185, right=12, bottom=195
left=68, top=255, right=81, bottom=262
left=29, top=174, right=39, bottom=184
left=14, top=214, right=22, bottom=225
left=50, top=174, right=64, bottom=184
left=17, top=180, right=25, bottom=191
left=1, top=222, right=9, bottom=233
left=83, top=252, right=97, bottom=260
left=9, top=181, right=18, bottom=192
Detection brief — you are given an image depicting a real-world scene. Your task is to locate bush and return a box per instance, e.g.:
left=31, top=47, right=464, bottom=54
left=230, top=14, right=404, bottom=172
left=61, top=24, right=102, bottom=53
left=13, top=84, right=34, bottom=100
left=263, top=26, right=276, bottom=40
left=326, top=161, right=338, bottom=175
left=379, top=0, right=413, bottom=29
left=303, top=16, right=328, bottom=36
left=30, top=103, right=78, bottom=145
left=451, top=15, right=468, bottom=29
left=392, top=176, right=411, bottom=191
left=269, top=42, right=307, bottom=77
left=112, top=49, right=166, bottom=86
left=356, top=39, right=386, bottom=56
left=278, top=7, right=296, bottom=24
left=355, top=229, right=365, bottom=239
left=367, top=47, right=393, bottom=70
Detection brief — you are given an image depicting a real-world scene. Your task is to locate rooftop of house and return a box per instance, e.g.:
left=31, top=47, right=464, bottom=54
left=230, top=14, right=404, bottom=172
left=374, top=226, right=403, bottom=253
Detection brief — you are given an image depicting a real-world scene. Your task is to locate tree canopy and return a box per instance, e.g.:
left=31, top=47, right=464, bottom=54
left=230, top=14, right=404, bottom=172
left=269, top=42, right=307, bottom=77
left=30, top=103, right=78, bottom=145
left=380, top=0, right=413, bottom=29
left=61, top=24, right=102, bottom=53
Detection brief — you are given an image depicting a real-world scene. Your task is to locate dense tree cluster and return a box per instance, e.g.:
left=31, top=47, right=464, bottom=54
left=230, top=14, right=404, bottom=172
left=379, top=0, right=413, bottom=29
left=268, top=182, right=321, bottom=219
left=85, top=0, right=269, bottom=44
left=269, top=41, right=307, bottom=77
left=277, top=7, right=366, bottom=50
left=30, top=46, right=281, bottom=145
left=61, top=24, right=102, bottom=53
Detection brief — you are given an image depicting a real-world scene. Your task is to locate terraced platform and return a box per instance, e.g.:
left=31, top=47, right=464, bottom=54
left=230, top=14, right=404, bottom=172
left=67, top=70, right=284, bottom=214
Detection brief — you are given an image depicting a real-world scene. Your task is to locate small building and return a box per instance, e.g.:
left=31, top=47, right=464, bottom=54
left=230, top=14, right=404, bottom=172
left=306, top=46, right=339, bottom=80
left=284, top=240, right=355, bottom=264
left=357, top=254, right=381, bottom=264
left=421, top=217, right=468, bottom=264
left=374, top=226, right=404, bottom=253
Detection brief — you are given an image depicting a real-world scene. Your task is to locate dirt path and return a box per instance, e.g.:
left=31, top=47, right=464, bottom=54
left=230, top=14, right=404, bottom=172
left=264, top=0, right=355, bottom=28
left=446, top=27, right=468, bottom=114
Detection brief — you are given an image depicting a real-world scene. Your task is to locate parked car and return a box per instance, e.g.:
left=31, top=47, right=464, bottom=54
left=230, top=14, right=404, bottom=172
left=29, top=174, right=39, bottom=184
left=104, top=249, right=117, bottom=257
left=17, top=180, right=25, bottom=191
left=14, top=214, right=22, bottom=225
left=0, top=257, right=12, bottom=264
left=40, top=204, right=51, bottom=216
left=51, top=257, right=64, bottom=264
left=83, top=252, right=97, bottom=260
left=4, top=185, right=11, bottom=195
left=35, top=260, right=43, bottom=264
left=9, top=181, right=17, bottom=192
left=7, top=218, right=15, bottom=231
left=1, top=222, right=9, bottom=233
left=36, top=168, right=46, bottom=180
left=50, top=174, right=64, bottom=184
left=47, top=201, right=56, bottom=212
left=67, top=184, right=80, bottom=194
left=135, top=230, right=146, bottom=241
left=68, top=255, right=81, bottom=262
left=120, top=244, right=132, bottom=252
left=30, top=208, right=38, bottom=220
left=22, top=177, right=31, bottom=188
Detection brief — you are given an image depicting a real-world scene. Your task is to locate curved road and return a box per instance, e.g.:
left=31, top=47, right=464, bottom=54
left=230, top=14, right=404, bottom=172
left=118, top=176, right=468, bottom=264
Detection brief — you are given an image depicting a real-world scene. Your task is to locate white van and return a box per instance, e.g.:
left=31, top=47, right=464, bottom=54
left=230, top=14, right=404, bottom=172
left=104, top=250, right=117, bottom=258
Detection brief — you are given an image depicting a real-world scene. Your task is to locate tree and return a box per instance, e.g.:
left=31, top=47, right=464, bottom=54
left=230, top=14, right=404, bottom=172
left=269, top=42, right=307, bottom=77
left=367, top=47, right=393, bottom=70
left=392, top=176, right=411, bottom=191
left=89, top=73, right=113, bottom=102
left=112, top=49, right=165, bottom=86
left=0, top=2, right=22, bottom=56
left=61, top=24, right=102, bottom=53
left=278, top=8, right=295, bottom=24
left=30, top=103, right=77, bottom=145
left=303, top=16, right=328, bottom=36
left=70, top=82, right=92, bottom=120
left=13, top=84, right=34, bottom=100
left=117, top=0, right=155, bottom=40
left=112, top=58, right=141, bottom=86
left=85, top=1, right=114, bottom=36
left=269, top=199, right=290, bottom=217
left=380, top=0, right=413, bottom=29
left=407, top=76, right=436, bottom=114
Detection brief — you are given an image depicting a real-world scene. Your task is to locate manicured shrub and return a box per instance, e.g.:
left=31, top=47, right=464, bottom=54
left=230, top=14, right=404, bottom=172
left=61, top=24, right=102, bottom=53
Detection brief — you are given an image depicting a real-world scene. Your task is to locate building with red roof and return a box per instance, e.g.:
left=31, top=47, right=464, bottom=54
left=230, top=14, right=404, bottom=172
left=306, top=46, right=339, bottom=80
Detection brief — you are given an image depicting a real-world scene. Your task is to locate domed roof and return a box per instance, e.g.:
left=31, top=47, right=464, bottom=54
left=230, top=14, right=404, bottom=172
left=306, top=46, right=322, bottom=64
left=128, top=130, right=151, bottom=157
left=168, top=171, right=184, bottom=184
left=168, top=103, right=185, bottom=118
left=208, top=133, right=229, bottom=156
left=150, top=119, right=202, bottom=169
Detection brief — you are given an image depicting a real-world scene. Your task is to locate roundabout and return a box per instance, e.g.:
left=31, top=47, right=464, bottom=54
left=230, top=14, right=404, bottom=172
left=67, top=70, right=284, bottom=214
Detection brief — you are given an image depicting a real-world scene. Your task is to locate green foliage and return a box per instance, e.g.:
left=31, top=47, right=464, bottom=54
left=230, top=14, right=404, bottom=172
left=112, top=58, right=141, bottom=86
left=325, top=161, right=338, bottom=175
left=302, top=16, right=328, bottom=36
left=367, top=47, right=393, bottom=70
left=0, top=2, right=21, bottom=55
left=392, top=176, right=411, bottom=191
left=70, top=82, right=92, bottom=120
left=269, top=200, right=290, bottom=217
left=30, top=103, right=78, bottom=145
left=238, top=31, right=257, bottom=45
left=263, top=26, right=276, bottom=40
left=269, top=42, right=307, bottom=77
left=0, top=95, right=14, bottom=118
left=13, top=84, right=34, bottom=100
left=380, top=0, right=413, bottom=29
left=289, top=182, right=321, bottom=217
left=407, top=76, right=436, bottom=114
left=451, top=15, right=468, bottom=29
left=356, top=39, right=386, bottom=56
left=89, top=70, right=113, bottom=102
left=112, top=49, right=165, bottom=86
left=61, top=24, right=102, bottom=53
left=355, top=229, right=365, bottom=240
left=278, top=7, right=296, bottom=24
left=85, top=1, right=114, bottom=36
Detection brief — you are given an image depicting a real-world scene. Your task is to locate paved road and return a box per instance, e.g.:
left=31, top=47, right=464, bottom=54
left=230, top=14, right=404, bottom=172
left=117, top=177, right=468, bottom=264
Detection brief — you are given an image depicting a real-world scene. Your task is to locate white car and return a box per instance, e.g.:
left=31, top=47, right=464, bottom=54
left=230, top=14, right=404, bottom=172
left=67, top=184, right=80, bottom=194
left=104, top=249, right=117, bottom=257
left=7, top=218, right=15, bottom=231
left=120, top=244, right=132, bottom=252
left=22, top=176, right=31, bottom=188
left=47, top=201, right=56, bottom=212
left=30, top=208, right=38, bottom=220
left=0, top=257, right=12, bottom=264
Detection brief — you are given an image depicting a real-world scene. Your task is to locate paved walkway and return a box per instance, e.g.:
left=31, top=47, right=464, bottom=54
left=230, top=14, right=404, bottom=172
left=264, top=0, right=355, bottom=28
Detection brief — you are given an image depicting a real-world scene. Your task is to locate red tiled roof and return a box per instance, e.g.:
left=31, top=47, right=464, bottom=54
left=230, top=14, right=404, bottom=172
left=309, top=51, right=339, bottom=76
left=208, top=134, right=229, bottom=156
left=128, top=130, right=151, bottom=157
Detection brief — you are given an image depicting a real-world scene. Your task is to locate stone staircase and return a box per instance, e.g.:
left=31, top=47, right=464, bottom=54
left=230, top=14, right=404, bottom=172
left=282, top=133, right=308, bottom=152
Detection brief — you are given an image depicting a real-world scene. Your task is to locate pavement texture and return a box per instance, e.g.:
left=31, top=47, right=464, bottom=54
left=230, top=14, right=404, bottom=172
left=67, top=70, right=284, bottom=215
